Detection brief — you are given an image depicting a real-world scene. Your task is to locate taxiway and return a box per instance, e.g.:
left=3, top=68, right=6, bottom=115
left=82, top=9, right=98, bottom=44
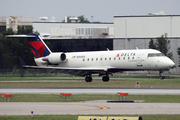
left=0, top=88, right=180, bottom=94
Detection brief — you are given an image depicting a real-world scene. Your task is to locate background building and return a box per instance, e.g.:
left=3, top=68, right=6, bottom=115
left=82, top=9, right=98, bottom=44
left=0, top=16, right=33, bottom=33
left=33, top=20, right=114, bottom=39
left=32, top=17, right=114, bottom=52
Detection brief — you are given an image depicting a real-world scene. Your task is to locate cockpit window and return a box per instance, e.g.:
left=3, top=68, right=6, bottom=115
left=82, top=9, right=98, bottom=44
left=148, top=53, right=155, bottom=57
left=156, top=53, right=165, bottom=56
left=148, top=53, right=165, bottom=57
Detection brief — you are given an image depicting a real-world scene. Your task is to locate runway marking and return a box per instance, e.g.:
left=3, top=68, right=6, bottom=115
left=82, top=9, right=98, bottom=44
left=53, top=103, right=109, bottom=110
left=33, top=104, right=109, bottom=114
left=84, top=104, right=109, bottom=110
left=43, top=103, right=109, bottom=110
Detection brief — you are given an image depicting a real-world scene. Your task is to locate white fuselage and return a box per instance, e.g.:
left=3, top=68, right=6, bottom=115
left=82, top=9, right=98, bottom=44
left=35, top=49, right=175, bottom=71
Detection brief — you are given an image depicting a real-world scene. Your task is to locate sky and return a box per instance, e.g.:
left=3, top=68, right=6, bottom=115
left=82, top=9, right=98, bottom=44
left=0, top=0, right=180, bottom=22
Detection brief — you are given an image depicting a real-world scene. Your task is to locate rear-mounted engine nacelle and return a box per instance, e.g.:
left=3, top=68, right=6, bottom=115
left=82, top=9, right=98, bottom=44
left=43, top=53, right=67, bottom=64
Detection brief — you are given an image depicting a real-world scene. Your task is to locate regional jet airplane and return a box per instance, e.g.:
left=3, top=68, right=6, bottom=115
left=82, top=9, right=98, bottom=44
left=7, top=33, right=175, bottom=82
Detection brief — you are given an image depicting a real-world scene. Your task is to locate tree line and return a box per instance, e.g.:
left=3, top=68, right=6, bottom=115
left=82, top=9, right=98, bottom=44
left=148, top=33, right=173, bottom=60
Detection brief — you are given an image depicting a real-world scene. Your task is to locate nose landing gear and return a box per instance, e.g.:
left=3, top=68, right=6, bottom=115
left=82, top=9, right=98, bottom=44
left=159, top=70, right=165, bottom=79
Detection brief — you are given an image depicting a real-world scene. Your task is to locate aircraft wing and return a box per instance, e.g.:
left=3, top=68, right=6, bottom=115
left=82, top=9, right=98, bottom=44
left=19, top=56, right=107, bottom=76
left=23, top=65, right=107, bottom=76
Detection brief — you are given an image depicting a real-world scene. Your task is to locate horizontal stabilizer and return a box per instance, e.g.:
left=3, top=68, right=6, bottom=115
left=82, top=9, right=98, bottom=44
left=6, top=35, right=35, bottom=38
left=19, top=56, right=26, bottom=66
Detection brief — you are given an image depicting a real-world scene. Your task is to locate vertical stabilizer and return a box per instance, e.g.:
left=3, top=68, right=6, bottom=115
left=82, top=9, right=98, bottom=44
left=26, top=33, right=51, bottom=58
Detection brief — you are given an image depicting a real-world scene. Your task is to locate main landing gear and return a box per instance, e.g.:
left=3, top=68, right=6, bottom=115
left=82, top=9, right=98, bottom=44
left=85, top=74, right=110, bottom=82
left=85, top=76, right=92, bottom=82
left=102, top=76, right=109, bottom=82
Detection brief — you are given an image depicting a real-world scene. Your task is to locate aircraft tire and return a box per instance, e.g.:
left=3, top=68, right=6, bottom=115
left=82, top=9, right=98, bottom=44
left=102, top=76, right=109, bottom=82
left=88, top=77, right=92, bottom=82
left=85, top=77, right=92, bottom=82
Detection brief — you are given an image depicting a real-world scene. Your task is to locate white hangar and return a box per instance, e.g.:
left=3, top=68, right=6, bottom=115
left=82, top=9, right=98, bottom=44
left=114, top=15, right=180, bottom=38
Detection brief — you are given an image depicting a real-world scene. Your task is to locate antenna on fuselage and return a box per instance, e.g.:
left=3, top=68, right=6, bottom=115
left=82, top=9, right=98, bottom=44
left=136, top=47, right=139, bottom=50
left=107, top=48, right=109, bottom=51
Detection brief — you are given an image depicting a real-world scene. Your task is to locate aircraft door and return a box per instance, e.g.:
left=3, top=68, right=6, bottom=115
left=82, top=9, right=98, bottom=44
left=137, top=54, right=143, bottom=67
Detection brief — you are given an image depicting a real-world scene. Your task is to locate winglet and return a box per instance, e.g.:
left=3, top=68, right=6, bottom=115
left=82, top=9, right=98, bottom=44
left=19, top=56, right=26, bottom=66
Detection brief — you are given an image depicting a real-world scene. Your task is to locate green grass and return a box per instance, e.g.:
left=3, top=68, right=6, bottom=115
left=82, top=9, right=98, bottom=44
left=0, top=72, right=179, bottom=80
left=0, top=77, right=79, bottom=81
left=1, top=94, right=180, bottom=103
left=1, top=115, right=180, bottom=120
left=1, top=78, right=180, bottom=88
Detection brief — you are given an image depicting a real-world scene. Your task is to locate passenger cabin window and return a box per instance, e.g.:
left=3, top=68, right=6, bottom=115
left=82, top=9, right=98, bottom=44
left=96, top=58, right=98, bottom=61
left=92, top=58, right=93, bottom=61
left=123, top=57, right=125, bottom=60
left=128, top=57, right=130, bottom=59
left=148, top=53, right=165, bottom=57
left=105, top=57, right=107, bottom=60
left=87, top=58, right=89, bottom=61
left=114, top=57, right=116, bottom=60
left=119, top=57, right=120, bottom=60
left=83, top=59, right=85, bottom=61
left=109, top=57, right=111, bottom=60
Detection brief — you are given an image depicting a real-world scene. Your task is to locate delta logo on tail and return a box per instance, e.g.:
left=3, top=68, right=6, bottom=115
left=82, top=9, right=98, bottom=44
left=28, top=41, right=46, bottom=58
left=26, top=34, right=51, bottom=58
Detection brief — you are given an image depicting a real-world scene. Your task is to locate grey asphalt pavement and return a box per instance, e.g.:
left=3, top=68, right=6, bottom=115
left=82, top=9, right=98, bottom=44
left=0, top=88, right=180, bottom=94
left=0, top=102, right=179, bottom=115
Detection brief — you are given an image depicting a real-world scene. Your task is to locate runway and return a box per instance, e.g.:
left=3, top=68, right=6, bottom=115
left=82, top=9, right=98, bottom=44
left=0, top=88, right=180, bottom=94
left=0, top=102, right=180, bottom=115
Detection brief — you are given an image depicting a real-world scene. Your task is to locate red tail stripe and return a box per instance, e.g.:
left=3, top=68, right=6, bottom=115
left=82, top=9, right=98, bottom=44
left=28, top=41, right=44, bottom=50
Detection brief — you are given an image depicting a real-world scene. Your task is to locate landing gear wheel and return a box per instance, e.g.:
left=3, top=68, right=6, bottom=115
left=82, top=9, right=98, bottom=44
left=102, top=76, right=109, bottom=82
left=85, top=77, right=92, bottom=82
left=160, top=76, right=165, bottom=79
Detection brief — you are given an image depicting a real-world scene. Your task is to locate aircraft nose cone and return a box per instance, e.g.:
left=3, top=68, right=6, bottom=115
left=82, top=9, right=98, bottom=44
left=164, top=58, right=175, bottom=69
left=170, top=61, right=175, bottom=68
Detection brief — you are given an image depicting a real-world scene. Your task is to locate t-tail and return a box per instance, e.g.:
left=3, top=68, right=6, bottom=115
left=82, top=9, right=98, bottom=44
left=6, top=33, right=52, bottom=58
left=26, top=33, right=51, bottom=58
